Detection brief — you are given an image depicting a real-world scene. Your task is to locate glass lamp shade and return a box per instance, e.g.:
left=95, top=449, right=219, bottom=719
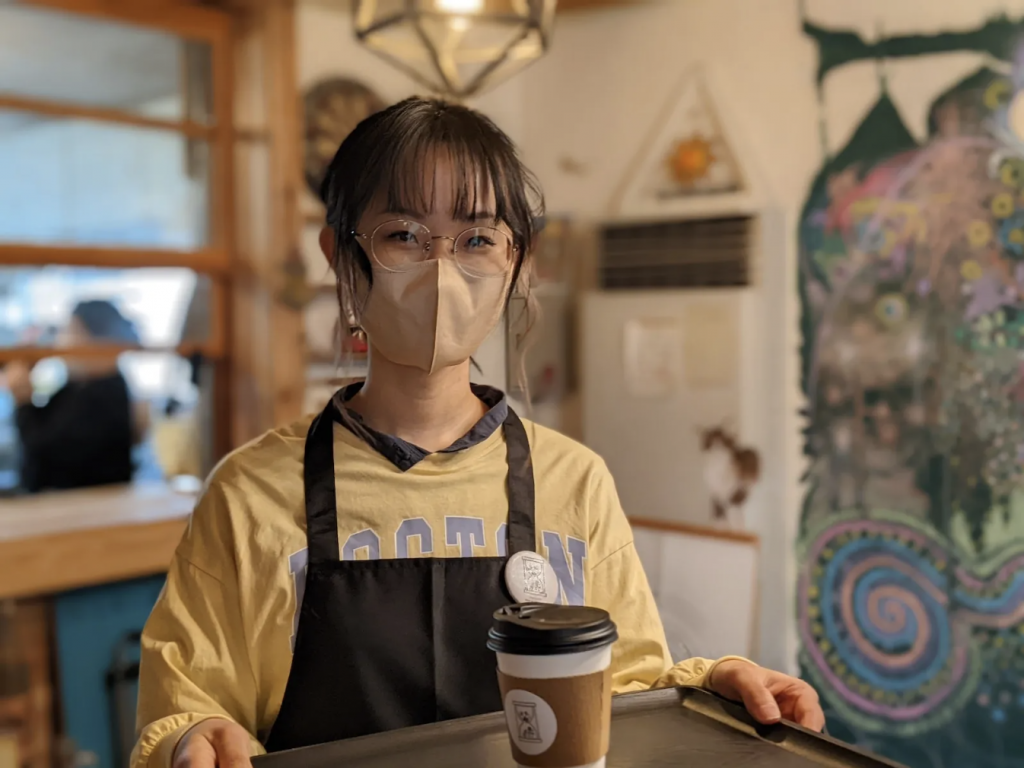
left=352, top=0, right=556, bottom=100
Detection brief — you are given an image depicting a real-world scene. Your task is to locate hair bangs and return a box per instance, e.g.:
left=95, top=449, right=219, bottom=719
left=376, top=122, right=516, bottom=228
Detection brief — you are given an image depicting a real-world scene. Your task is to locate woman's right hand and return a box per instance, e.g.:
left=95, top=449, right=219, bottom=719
left=172, top=719, right=254, bottom=768
left=2, top=361, right=32, bottom=405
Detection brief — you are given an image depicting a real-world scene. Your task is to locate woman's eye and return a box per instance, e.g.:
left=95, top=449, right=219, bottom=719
left=466, top=235, right=495, bottom=249
left=387, top=230, right=419, bottom=244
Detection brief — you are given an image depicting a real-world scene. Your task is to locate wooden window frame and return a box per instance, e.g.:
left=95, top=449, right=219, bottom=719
left=0, top=0, right=237, bottom=452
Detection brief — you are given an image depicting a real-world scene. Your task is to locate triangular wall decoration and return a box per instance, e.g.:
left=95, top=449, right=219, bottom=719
left=612, top=65, right=758, bottom=219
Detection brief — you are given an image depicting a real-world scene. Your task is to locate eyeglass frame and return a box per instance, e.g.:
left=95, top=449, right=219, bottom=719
left=349, top=218, right=519, bottom=275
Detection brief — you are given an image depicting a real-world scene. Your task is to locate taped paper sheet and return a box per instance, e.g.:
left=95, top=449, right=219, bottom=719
left=623, top=318, right=684, bottom=398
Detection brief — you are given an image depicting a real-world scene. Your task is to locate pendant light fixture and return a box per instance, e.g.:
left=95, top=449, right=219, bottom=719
left=352, top=0, right=556, bottom=101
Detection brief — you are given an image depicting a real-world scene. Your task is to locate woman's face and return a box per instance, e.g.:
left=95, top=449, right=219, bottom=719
left=333, top=156, right=522, bottom=373
left=58, top=315, right=118, bottom=378
left=56, top=315, right=92, bottom=349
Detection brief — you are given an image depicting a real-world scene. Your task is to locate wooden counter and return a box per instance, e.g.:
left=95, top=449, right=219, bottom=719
left=0, top=483, right=194, bottom=599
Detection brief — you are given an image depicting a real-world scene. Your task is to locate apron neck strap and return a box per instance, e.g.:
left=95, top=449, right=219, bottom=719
left=303, top=404, right=343, bottom=564
left=501, top=406, right=536, bottom=556
left=302, top=395, right=538, bottom=565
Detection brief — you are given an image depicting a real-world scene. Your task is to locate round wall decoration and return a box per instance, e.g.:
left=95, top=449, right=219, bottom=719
left=304, top=77, right=386, bottom=196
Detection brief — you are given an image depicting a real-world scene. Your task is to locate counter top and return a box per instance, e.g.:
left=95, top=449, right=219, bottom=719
left=0, top=482, right=194, bottom=599
left=252, top=687, right=902, bottom=768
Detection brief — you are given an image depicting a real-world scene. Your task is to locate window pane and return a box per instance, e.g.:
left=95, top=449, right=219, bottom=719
left=0, top=266, right=210, bottom=349
left=0, top=351, right=214, bottom=494
left=0, top=112, right=210, bottom=248
left=0, top=3, right=212, bottom=123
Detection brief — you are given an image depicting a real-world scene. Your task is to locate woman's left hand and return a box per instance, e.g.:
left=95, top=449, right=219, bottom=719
left=707, top=659, right=825, bottom=731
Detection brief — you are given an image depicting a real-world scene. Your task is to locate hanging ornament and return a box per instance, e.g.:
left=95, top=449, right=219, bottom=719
left=352, top=0, right=555, bottom=100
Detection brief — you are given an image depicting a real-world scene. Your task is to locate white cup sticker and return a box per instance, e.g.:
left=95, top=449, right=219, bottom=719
left=503, top=689, right=558, bottom=755
left=505, top=552, right=560, bottom=604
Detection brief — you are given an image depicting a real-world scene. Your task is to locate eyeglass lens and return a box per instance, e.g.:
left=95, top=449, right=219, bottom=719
left=371, top=220, right=511, bottom=275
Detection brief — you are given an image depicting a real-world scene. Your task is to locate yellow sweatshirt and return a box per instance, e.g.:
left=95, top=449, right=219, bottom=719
left=133, top=414, right=745, bottom=768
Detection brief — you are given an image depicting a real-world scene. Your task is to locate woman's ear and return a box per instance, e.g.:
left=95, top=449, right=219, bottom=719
left=319, top=227, right=337, bottom=268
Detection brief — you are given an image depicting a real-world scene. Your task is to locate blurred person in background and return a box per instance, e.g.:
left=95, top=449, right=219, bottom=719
left=0, top=299, right=149, bottom=493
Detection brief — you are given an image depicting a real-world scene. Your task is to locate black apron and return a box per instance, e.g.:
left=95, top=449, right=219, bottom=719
left=264, top=397, right=537, bottom=752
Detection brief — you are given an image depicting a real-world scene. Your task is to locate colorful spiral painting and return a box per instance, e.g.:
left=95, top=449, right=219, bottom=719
left=799, top=14, right=1024, bottom=768
left=798, top=513, right=1024, bottom=760
left=799, top=515, right=973, bottom=734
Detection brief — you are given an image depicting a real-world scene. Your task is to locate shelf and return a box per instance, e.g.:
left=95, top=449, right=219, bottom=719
left=557, top=0, right=637, bottom=11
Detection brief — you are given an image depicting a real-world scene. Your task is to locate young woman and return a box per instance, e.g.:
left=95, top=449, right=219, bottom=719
left=133, top=98, right=823, bottom=768
left=4, top=300, right=147, bottom=492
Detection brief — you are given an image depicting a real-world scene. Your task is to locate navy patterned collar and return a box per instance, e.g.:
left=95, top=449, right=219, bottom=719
left=334, top=382, right=509, bottom=472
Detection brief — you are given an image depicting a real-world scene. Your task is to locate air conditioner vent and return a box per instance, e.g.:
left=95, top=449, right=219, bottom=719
left=599, top=215, right=754, bottom=290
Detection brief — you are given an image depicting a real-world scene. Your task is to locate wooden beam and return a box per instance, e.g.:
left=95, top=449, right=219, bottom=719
left=23, top=0, right=231, bottom=42
left=557, top=0, right=638, bottom=10
left=0, top=341, right=223, bottom=365
left=210, top=3, right=236, bottom=460
left=0, top=94, right=216, bottom=138
left=228, top=1, right=274, bottom=447
left=233, top=127, right=272, bottom=142
left=9, top=601, right=54, bottom=768
left=264, top=0, right=308, bottom=427
left=0, top=244, right=230, bottom=274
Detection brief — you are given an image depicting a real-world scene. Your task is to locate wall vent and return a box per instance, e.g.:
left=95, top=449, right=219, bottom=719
left=599, top=215, right=754, bottom=290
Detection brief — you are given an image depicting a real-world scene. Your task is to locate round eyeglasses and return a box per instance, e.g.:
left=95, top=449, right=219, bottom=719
left=351, top=219, right=515, bottom=277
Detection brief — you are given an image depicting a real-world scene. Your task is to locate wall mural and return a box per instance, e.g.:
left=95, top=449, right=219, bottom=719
left=798, top=15, right=1024, bottom=768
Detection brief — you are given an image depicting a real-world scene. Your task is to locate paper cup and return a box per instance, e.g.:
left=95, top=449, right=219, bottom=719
left=488, top=604, right=618, bottom=768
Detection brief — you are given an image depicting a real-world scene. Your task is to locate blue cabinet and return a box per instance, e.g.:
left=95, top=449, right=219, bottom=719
left=53, top=576, right=166, bottom=768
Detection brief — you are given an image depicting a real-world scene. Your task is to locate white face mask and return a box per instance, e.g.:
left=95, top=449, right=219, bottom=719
left=359, top=259, right=513, bottom=373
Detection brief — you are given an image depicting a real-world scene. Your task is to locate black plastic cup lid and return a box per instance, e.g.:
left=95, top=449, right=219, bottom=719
left=487, top=603, right=618, bottom=656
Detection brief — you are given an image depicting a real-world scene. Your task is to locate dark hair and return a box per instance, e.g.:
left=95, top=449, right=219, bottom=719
left=71, top=300, right=140, bottom=345
left=320, top=97, right=545, bottom=324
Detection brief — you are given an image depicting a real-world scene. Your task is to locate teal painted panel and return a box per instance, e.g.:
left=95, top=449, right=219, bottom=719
left=54, top=576, right=165, bottom=768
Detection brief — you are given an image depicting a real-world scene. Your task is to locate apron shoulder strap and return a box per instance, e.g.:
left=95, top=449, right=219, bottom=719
left=303, top=403, right=341, bottom=564
left=502, top=407, right=537, bottom=556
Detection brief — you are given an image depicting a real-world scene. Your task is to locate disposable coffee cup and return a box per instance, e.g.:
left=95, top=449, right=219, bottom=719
left=487, top=604, right=618, bottom=768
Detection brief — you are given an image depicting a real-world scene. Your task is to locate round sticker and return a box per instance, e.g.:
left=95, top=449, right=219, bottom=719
left=503, top=689, right=558, bottom=756
left=504, top=551, right=559, bottom=604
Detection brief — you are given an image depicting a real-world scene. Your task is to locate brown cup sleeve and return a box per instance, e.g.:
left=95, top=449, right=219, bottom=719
left=496, top=666, right=612, bottom=768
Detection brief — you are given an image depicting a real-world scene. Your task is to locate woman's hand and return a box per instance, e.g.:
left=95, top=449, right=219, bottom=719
left=707, top=659, right=825, bottom=732
left=172, top=719, right=254, bottom=768
left=2, top=362, right=32, bottom=405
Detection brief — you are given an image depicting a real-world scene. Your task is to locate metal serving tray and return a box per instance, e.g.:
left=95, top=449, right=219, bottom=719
left=253, top=687, right=905, bottom=768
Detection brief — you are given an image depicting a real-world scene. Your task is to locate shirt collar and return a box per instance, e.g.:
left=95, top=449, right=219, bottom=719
left=333, top=382, right=509, bottom=472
